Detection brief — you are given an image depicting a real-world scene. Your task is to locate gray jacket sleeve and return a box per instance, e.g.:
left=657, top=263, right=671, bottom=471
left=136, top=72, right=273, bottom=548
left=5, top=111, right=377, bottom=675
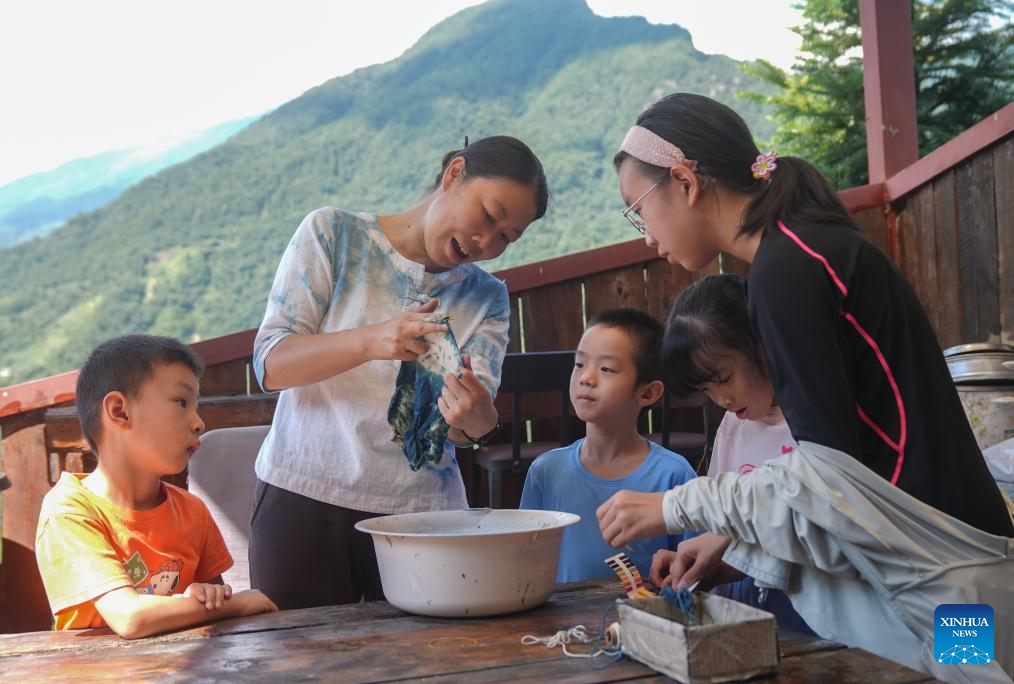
left=661, top=466, right=856, bottom=589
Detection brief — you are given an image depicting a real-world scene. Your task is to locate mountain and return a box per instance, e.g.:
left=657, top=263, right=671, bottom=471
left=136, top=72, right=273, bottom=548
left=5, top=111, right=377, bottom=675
left=0, top=0, right=774, bottom=385
left=0, top=116, right=259, bottom=248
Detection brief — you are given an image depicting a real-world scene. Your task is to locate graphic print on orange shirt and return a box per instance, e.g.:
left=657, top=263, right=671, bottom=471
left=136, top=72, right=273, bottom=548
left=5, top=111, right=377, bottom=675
left=122, top=551, right=184, bottom=595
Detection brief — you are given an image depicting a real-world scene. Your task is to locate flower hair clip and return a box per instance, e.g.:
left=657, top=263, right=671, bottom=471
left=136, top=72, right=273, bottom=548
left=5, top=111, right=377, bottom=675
left=751, top=151, right=779, bottom=181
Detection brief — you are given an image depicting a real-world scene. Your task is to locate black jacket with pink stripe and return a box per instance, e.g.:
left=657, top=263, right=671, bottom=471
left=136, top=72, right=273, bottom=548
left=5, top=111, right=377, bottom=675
left=746, top=220, right=1013, bottom=538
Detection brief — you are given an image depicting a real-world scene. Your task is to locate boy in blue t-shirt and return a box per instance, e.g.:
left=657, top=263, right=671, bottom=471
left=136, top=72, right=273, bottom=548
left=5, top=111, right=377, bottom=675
left=521, top=309, right=697, bottom=583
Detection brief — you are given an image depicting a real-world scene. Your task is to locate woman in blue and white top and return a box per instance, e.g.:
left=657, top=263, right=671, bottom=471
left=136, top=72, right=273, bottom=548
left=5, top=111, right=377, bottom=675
left=250, top=137, right=549, bottom=609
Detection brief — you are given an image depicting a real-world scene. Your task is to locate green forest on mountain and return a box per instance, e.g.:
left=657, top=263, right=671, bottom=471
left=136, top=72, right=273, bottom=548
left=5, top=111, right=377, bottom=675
left=0, top=0, right=775, bottom=384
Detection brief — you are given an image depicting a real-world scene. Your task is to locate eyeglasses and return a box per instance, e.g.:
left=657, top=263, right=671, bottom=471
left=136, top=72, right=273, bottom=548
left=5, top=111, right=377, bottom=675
left=621, top=182, right=659, bottom=235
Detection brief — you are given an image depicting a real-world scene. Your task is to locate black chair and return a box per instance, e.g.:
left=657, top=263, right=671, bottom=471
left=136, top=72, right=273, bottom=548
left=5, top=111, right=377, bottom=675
left=471, top=351, right=712, bottom=508
left=472, top=351, right=575, bottom=509
left=647, top=391, right=711, bottom=472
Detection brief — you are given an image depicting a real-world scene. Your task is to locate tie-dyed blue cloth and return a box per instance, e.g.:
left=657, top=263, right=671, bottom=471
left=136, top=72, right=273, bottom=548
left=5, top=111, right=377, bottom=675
left=387, top=314, right=463, bottom=471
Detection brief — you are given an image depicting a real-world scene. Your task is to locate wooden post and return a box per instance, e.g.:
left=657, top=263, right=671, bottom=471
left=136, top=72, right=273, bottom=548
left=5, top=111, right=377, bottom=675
left=859, top=0, right=919, bottom=183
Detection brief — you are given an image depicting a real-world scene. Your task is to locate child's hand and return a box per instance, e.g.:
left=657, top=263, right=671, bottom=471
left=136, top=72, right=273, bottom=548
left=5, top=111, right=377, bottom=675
left=231, top=589, right=279, bottom=617
left=656, top=533, right=741, bottom=590
left=440, top=354, right=498, bottom=437
left=597, top=490, right=667, bottom=548
left=370, top=299, right=448, bottom=361
left=181, top=582, right=232, bottom=611
left=649, top=549, right=680, bottom=588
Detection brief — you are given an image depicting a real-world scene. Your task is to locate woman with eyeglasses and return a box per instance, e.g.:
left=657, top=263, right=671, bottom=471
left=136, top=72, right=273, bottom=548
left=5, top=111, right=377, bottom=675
left=596, top=93, right=1013, bottom=680
left=249, top=136, right=548, bottom=610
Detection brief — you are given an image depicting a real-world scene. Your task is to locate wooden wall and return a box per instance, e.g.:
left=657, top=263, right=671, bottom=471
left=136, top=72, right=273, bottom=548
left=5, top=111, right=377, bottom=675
left=895, top=135, right=1013, bottom=348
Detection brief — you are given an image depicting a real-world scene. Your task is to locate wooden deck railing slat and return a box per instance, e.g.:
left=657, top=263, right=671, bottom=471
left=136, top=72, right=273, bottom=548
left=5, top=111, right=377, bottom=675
left=995, top=139, right=1014, bottom=346
left=930, top=171, right=963, bottom=349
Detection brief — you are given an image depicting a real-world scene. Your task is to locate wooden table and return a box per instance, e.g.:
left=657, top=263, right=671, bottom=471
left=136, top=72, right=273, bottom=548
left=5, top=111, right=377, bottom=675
left=0, top=581, right=941, bottom=682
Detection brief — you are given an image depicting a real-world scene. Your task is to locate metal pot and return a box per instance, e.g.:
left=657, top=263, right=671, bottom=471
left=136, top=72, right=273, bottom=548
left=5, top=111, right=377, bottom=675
left=944, top=343, right=1014, bottom=385
left=946, top=343, right=1014, bottom=450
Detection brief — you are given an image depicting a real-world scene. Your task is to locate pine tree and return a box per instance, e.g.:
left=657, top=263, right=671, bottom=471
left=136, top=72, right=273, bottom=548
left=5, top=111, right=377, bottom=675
left=742, top=0, right=1014, bottom=188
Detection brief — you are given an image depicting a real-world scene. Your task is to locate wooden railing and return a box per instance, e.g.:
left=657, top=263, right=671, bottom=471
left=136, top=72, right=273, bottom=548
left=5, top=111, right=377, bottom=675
left=892, top=132, right=1013, bottom=349
left=1, top=103, right=1011, bottom=633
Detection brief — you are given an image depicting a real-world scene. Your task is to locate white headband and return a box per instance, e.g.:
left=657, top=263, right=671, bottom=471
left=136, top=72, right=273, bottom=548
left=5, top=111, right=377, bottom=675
left=619, top=125, right=697, bottom=170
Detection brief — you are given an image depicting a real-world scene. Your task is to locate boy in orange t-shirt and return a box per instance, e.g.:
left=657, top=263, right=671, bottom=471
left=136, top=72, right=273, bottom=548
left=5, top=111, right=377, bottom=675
left=35, top=335, right=277, bottom=638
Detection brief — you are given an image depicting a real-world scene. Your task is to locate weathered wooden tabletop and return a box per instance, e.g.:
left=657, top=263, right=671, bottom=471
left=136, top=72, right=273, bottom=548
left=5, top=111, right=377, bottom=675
left=0, top=581, right=941, bottom=682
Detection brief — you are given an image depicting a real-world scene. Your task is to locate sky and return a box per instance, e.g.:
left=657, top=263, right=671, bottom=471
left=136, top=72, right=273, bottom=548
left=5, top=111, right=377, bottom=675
left=0, top=0, right=802, bottom=186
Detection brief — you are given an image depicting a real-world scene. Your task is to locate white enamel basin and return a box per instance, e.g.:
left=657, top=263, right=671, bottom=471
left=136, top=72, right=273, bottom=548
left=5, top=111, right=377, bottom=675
left=355, top=508, right=579, bottom=617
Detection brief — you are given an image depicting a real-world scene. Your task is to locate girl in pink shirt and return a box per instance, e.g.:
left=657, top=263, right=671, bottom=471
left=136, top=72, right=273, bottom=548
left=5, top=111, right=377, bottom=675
left=657, top=273, right=812, bottom=633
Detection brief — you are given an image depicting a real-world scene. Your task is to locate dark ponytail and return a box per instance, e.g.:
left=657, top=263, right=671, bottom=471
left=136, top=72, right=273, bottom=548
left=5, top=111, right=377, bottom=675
left=429, top=135, right=549, bottom=220
left=614, top=93, right=854, bottom=236
left=662, top=274, right=763, bottom=397
left=740, top=156, right=856, bottom=236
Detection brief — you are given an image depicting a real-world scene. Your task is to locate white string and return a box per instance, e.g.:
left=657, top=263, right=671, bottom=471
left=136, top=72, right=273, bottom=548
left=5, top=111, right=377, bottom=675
left=521, top=625, right=606, bottom=658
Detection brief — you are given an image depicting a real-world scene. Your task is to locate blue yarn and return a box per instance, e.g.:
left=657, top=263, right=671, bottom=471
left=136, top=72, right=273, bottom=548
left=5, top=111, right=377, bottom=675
left=588, top=588, right=701, bottom=670
left=660, top=585, right=701, bottom=625
left=589, top=601, right=624, bottom=670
